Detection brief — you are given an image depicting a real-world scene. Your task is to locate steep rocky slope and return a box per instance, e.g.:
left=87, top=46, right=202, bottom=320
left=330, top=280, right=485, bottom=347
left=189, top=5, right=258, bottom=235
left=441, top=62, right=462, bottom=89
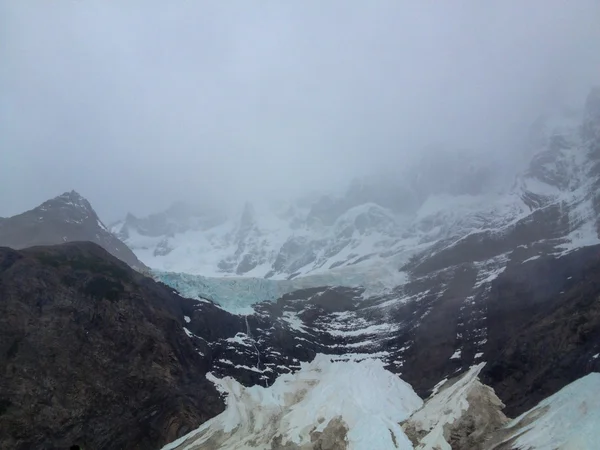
left=0, top=242, right=226, bottom=450
left=0, top=191, right=147, bottom=271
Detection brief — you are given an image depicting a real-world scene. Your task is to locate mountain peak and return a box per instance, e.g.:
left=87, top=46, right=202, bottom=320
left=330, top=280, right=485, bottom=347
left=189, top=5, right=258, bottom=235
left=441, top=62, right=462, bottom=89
left=583, top=86, right=600, bottom=142
left=0, top=191, right=147, bottom=272
left=48, top=190, right=94, bottom=212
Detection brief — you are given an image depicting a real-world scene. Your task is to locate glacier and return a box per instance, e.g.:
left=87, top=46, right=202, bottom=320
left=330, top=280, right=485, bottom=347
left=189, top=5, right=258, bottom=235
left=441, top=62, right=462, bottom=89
left=162, top=354, right=423, bottom=450
left=153, top=262, right=409, bottom=314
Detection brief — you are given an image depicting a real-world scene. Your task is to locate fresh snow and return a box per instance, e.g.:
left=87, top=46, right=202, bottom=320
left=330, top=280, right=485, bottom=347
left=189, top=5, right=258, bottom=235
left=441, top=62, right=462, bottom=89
left=162, top=354, right=423, bottom=450
left=497, top=373, right=600, bottom=450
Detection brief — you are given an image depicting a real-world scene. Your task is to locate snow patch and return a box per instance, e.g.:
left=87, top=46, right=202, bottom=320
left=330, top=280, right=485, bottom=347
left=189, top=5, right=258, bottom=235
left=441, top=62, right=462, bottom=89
left=450, top=349, right=461, bottom=360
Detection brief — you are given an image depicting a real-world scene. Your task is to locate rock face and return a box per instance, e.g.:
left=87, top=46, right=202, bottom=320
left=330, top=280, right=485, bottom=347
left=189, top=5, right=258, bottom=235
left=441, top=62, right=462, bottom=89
left=403, top=363, right=509, bottom=450
left=0, top=242, right=226, bottom=450
left=0, top=191, right=147, bottom=272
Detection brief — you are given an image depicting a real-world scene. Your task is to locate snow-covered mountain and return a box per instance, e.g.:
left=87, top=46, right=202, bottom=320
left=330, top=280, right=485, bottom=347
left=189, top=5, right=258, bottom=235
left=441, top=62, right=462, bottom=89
left=4, top=89, right=600, bottom=449
left=110, top=147, right=513, bottom=281
left=151, top=88, right=600, bottom=449
left=113, top=90, right=600, bottom=289
left=110, top=89, right=600, bottom=321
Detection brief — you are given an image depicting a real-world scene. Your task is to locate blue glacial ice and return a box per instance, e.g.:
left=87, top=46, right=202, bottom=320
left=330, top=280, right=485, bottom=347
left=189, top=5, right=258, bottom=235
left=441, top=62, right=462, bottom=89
left=154, top=264, right=407, bottom=314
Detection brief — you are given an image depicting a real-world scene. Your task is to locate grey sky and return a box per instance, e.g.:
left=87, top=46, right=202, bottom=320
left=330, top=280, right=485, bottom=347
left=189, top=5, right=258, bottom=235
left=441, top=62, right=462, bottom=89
left=1, top=1, right=599, bottom=221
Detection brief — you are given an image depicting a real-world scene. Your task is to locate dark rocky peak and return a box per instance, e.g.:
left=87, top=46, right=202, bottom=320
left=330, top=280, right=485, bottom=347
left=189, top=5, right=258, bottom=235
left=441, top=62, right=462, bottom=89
left=238, top=201, right=256, bottom=231
left=0, top=242, right=226, bottom=449
left=408, top=147, right=496, bottom=199
left=306, top=195, right=346, bottom=226
left=0, top=191, right=146, bottom=272
left=52, top=190, right=92, bottom=208
left=38, top=190, right=98, bottom=223
left=119, top=210, right=169, bottom=238
left=583, top=87, right=600, bottom=148
left=117, top=202, right=227, bottom=239
left=164, top=200, right=204, bottom=220
left=344, top=176, right=419, bottom=215
left=124, top=211, right=138, bottom=223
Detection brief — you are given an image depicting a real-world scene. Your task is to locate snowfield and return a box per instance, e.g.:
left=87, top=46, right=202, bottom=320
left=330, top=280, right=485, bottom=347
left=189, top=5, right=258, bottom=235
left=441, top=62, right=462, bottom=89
left=162, top=354, right=423, bottom=450
left=163, top=353, right=600, bottom=450
left=490, top=373, right=600, bottom=450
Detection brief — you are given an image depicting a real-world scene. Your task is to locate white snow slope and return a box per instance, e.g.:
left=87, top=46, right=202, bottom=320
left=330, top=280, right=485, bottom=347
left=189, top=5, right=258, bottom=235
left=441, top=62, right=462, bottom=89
left=491, top=372, right=600, bottom=450
left=162, top=354, right=423, bottom=450
left=407, top=363, right=500, bottom=450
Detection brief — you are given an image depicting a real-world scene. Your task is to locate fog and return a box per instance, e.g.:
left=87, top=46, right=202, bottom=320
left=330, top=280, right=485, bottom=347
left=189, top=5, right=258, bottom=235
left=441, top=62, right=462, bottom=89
left=1, top=1, right=599, bottom=221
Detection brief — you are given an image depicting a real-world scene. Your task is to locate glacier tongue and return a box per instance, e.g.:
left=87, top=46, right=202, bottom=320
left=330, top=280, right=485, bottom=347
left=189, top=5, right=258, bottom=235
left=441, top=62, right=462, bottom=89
left=153, top=263, right=409, bottom=314
left=162, top=354, right=423, bottom=450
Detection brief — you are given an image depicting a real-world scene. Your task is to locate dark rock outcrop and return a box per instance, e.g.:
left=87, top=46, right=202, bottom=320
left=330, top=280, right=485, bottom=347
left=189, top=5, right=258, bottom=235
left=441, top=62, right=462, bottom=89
left=0, top=191, right=147, bottom=272
left=482, top=245, right=600, bottom=416
left=0, top=242, right=225, bottom=450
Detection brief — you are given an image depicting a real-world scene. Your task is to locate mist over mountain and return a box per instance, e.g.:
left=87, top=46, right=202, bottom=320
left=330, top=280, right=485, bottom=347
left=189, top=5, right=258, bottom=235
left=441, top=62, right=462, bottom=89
left=2, top=1, right=600, bottom=220
left=3, top=2, right=600, bottom=449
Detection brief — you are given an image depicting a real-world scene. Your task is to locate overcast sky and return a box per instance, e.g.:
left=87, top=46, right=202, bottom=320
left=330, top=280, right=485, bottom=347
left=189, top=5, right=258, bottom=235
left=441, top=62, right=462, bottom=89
left=1, top=1, right=599, bottom=221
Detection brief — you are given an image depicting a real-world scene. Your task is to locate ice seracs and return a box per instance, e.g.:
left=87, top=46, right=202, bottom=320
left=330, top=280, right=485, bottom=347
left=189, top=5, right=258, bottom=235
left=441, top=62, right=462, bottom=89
left=162, top=354, right=423, bottom=450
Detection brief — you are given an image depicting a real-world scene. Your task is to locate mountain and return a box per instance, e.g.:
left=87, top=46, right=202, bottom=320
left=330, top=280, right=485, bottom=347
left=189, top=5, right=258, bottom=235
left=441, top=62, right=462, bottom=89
left=163, top=357, right=600, bottom=450
left=0, top=242, right=230, bottom=449
left=2, top=241, right=597, bottom=449
left=152, top=89, right=600, bottom=444
left=3, top=89, right=600, bottom=448
left=0, top=190, right=147, bottom=271
left=110, top=148, right=509, bottom=280
left=113, top=91, right=599, bottom=287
